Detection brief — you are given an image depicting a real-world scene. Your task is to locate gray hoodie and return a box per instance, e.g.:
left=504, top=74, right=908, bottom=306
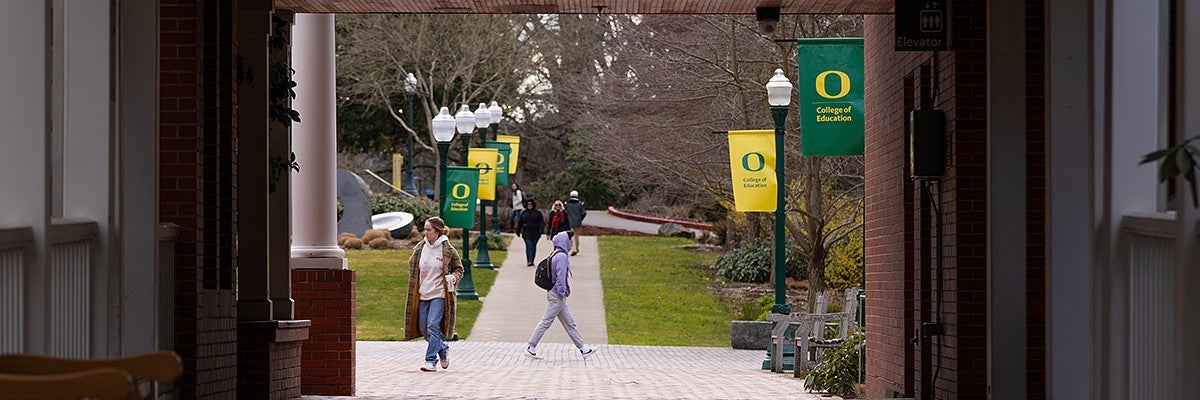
left=550, top=232, right=572, bottom=298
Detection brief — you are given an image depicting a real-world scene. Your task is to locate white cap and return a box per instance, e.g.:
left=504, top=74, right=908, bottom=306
left=570, top=190, right=579, bottom=197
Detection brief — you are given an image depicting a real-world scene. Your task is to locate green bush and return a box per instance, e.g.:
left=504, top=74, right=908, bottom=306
left=825, top=233, right=864, bottom=291
left=528, top=162, right=623, bottom=208
left=715, top=238, right=807, bottom=283
left=803, top=330, right=864, bottom=398
left=371, top=193, right=438, bottom=227
left=472, top=232, right=509, bottom=251
left=739, top=295, right=775, bottom=321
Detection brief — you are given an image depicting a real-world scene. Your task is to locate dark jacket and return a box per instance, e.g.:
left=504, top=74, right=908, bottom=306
left=565, top=197, right=587, bottom=228
left=546, top=210, right=571, bottom=237
left=518, top=208, right=544, bottom=238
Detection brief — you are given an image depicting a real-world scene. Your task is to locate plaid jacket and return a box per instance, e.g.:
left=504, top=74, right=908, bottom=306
left=403, top=239, right=464, bottom=341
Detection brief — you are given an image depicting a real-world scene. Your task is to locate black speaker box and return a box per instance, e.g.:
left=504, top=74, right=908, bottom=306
left=909, top=109, right=945, bottom=179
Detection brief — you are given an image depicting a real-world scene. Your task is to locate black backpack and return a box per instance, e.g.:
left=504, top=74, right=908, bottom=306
left=534, top=250, right=562, bottom=290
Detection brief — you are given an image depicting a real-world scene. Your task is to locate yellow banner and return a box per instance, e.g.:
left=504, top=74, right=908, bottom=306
left=496, top=134, right=521, bottom=174
left=467, top=148, right=499, bottom=200
left=392, top=153, right=403, bottom=190
left=727, top=130, right=777, bottom=212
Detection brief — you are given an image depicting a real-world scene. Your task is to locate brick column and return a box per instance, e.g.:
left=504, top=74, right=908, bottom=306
left=237, top=320, right=309, bottom=399
left=292, top=269, right=356, bottom=395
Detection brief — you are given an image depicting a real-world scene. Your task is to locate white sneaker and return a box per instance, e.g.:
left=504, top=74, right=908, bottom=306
left=580, top=346, right=597, bottom=360
left=420, top=362, right=437, bottom=371
left=523, top=346, right=539, bottom=359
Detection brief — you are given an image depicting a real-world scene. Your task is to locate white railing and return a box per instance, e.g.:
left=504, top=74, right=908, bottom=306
left=157, top=223, right=179, bottom=398
left=0, top=225, right=32, bottom=354
left=47, top=218, right=97, bottom=358
left=1120, top=213, right=1176, bottom=400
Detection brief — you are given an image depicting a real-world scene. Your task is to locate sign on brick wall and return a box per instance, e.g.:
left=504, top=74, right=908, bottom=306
left=895, top=0, right=950, bottom=51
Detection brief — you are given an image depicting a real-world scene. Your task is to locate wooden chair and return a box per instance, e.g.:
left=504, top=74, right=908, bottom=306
left=0, top=350, right=182, bottom=400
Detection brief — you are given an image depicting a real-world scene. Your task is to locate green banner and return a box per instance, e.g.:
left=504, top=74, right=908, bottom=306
left=797, top=38, right=864, bottom=156
left=483, top=141, right=512, bottom=187
left=443, top=166, right=479, bottom=229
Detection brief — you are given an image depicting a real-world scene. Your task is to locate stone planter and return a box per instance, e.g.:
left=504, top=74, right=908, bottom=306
left=730, top=320, right=772, bottom=350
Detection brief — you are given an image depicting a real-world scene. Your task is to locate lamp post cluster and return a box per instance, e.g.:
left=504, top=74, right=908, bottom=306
left=426, top=96, right=507, bottom=300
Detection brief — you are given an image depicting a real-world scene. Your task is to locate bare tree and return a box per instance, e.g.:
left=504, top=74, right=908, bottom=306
left=336, top=14, right=539, bottom=184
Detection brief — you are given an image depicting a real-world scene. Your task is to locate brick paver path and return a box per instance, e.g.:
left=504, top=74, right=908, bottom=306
left=301, top=228, right=834, bottom=399
left=302, top=341, right=830, bottom=399
left=470, top=235, right=607, bottom=345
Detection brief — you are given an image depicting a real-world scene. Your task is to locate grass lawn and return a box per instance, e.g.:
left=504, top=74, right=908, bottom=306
left=598, top=236, right=731, bottom=347
left=350, top=247, right=503, bottom=341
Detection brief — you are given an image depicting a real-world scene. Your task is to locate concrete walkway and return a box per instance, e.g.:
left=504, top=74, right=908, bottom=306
left=469, top=235, right=608, bottom=346
left=585, top=210, right=662, bottom=234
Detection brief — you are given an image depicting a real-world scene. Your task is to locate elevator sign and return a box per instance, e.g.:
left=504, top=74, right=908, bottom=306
left=895, top=0, right=950, bottom=51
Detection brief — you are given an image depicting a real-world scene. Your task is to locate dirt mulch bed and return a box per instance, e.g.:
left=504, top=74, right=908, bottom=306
left=693, top=261, right=811, bottom=317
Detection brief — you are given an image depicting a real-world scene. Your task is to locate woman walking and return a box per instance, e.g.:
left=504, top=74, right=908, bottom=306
left=516, top=198, right=545, bottom=266
left=404, top=217, right=464, bottom=372
left=523, top=231, right=597, bottom=359
left=546, top=200, right=571, bottom=239
left=508, top=182, right=525, bottom=233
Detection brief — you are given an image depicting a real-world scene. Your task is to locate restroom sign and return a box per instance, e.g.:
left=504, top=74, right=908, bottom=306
left=895, top=0, right=950, bottom=51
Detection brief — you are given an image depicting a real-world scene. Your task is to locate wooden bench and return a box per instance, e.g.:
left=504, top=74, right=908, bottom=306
left=793, top=288, right=860, bottom=376
left=766, top=292, right=831, bottom=373
left=766, top=288, right=861, bottom=374
left=0, top=350, right=182, bottom=400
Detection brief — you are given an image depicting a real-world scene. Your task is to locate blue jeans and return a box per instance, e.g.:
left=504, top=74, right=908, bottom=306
left=417, top=298, right=448, bottom=363
left=509, top=210, right=522, bottom=231
left=524, top=236, right=540, bottom=263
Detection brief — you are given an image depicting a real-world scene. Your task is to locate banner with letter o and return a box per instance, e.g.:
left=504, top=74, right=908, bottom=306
left=798, top=38, right=864, bottom=156
left=727, top=129, right=777, bottom=212
left=443, top=166, right=480, bottom=229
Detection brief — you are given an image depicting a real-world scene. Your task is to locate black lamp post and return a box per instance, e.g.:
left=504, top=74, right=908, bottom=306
left=766, top=68, right=793, bottom=315
left=403, top=72, right=419, bottom=194
left=453, top=105, right=479, bottom=300
left=488, top=101, right=504, bottom=234
left=472, top=103, right=495, bottom=269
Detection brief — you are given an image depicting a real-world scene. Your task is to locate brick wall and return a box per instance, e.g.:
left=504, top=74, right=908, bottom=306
left=292, top=269, right=357, bottom=395
left=160, top=1, right=239, bottom=398
left=863, top=1, right=990, bottom=397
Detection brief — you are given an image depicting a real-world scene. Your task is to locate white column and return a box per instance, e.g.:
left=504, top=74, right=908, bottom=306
left=290, top=14, right=346, bottom=269
left=116, top=0, right=160, bottom=356
left=0, top=0, right=51, bottom=354
left=1045, top=0, right=1095, bottom=398
left=986, top=0, right=1026, bottom=396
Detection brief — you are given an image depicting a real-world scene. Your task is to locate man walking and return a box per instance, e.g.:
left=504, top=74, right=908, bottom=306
left=564, top=190, right=586, bottom=256
left=523, top=231, right=597, bottom=360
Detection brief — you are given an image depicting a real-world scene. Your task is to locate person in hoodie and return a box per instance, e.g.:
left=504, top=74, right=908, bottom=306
left=403, top=217, right=464, bottom=372
left=523, top=231, right=598, bottom=360
left=516, top=198, right=544, bottom=266
left=564, top=190, right=587, bottom=256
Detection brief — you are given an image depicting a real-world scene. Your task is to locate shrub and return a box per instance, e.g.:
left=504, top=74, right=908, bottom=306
left=715, top=238, right=806, bottom=282
left=368, top=237, right=390, bottom=249
left=371, top=193, right=438, bottom=227
left=343, top=238, right=365, bottom=250
left=825, top=233, right=864, bottom=291
left=362, top=229, right=389, bottom=243
left=472, top=232, right=508, bottom=251
left=739, top=295, right=775, bottom=321
left=803, top=330, right=864, bottom=398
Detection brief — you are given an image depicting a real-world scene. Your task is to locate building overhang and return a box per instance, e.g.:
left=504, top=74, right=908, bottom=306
left=272, top=0, right=892, bottom=15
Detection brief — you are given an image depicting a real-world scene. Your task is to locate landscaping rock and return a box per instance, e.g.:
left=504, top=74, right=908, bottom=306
left=730, top=320, right=772, bottom=350
left=658, top=222, right=696, bottom=239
